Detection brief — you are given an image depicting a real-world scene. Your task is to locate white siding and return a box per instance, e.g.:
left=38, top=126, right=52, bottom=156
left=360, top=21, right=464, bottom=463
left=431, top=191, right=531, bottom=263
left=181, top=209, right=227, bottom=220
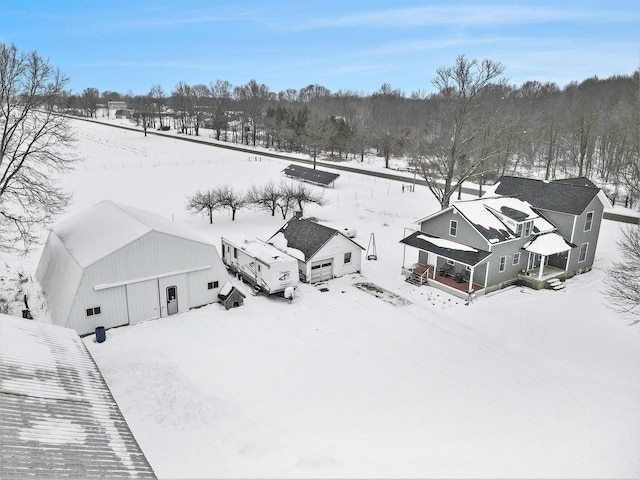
left=40, top=229, right=229, bottom=335
left=303, top=234, right=362, bottom=282
left=126, top=279, right=161, bottom=325
left=35, top=231, right=84, bottom=330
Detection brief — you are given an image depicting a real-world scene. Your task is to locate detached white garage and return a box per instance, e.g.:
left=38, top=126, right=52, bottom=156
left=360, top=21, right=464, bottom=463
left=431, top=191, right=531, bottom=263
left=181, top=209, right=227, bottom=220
left=268, top=218, right=364, bottom=283
left=36, top=200, right=230, bottom=336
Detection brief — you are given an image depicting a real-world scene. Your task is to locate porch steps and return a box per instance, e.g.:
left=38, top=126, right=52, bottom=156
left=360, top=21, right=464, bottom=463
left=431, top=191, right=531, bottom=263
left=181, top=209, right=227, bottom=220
left=547, top=279, right=566, bottom=291
left=405, top=264, right=430, bottom=286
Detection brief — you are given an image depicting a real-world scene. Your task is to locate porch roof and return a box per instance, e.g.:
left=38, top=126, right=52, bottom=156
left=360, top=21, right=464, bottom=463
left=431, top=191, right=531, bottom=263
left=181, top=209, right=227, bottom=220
left=400, top=231, right=492, bottom=267
left=522, top=232, right=575, bottom=255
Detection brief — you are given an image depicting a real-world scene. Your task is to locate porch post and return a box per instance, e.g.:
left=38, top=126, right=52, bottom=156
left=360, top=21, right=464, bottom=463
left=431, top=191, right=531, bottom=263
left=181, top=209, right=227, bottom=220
left=468, top=266, right=475, bottom=293
left=433, top=255, right=437, bottom=279
left=537, top=255, right=546, bottom=281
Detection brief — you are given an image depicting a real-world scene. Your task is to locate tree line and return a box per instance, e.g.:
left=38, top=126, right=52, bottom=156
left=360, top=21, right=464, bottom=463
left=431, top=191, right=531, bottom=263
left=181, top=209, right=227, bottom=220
left=186, top=180, right=326, bottom=223
left=68, top=59, right=639, bottom=209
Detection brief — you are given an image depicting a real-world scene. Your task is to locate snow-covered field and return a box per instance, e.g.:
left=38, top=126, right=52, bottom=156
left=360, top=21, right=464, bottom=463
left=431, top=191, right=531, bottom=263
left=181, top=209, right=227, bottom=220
left=7, top=119, right=640, bottom=478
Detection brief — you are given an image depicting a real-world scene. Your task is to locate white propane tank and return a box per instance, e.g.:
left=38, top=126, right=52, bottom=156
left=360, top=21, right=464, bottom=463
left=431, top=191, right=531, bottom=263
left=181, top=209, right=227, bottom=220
left=342, top=227, right=357, bottom=238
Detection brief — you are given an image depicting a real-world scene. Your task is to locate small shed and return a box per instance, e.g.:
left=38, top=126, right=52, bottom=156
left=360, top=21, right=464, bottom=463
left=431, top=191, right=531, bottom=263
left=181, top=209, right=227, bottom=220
left=268, top=218, right=364, bottom=283
left=36, top=200, right=230, bottom=335
left=218, top=282, right=246, bottom=309
left=0, top=314, right=156, bottom=478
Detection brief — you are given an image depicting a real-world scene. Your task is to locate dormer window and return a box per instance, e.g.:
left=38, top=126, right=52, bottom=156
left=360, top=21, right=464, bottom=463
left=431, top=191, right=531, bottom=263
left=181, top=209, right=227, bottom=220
left=449, top=219, right=458, bottom=237
left=516, top=223, right=523, bottom=237
left=523, top=221, right=532, bottom=237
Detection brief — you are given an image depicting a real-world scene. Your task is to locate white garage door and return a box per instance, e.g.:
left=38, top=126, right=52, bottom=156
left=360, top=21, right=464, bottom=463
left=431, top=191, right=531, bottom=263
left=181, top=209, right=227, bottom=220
left=310, top=259, right=333, bottom=283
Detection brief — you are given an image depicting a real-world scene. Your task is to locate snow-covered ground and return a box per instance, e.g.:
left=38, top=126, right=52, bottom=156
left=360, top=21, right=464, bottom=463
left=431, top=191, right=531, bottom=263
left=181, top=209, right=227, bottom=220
left=5, top=118, right=639, bottom=478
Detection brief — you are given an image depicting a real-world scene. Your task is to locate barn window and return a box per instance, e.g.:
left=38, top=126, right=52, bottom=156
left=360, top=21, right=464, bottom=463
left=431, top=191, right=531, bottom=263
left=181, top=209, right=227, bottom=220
left=208, top=281, right=219, bottom=290
left=86, top=306, right=101, bottom=317
left=344, top=252, right=352, bottom=264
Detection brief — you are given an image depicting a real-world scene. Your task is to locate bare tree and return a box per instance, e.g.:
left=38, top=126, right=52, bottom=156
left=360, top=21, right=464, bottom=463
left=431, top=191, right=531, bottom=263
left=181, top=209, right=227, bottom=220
left=0, top=43, right=76, bottom=253
left=604, top=226, right=640, bottom=324
left=246, top=181, right=282, bottom=216
left=131, top=94, right=153, bottom=136
left=186, top=189, right=218, bottom=224
left=215, top=184, right=246, bottom=221
left=171, top=81, right=192, bottom=134
left=209, top=80, right=232, bottom=141
left=149, top=84, right=166, bottom=129
left=235, top=79, right=273, bottom=146
left=280, top=181, right=326, bottom=217
left=81, top=87, right=99, bottom=118
left=410, top=55, right=505, bottom=208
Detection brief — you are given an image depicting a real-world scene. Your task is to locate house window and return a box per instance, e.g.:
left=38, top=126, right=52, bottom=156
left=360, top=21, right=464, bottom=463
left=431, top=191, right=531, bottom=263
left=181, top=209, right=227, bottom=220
left=512, top=252, right=521, bottom=266
left=208, top=281, right=219, bottom=290
left=516, top=223, right=523, bottom=237
left=449, top=219, right=458, bottom=237
left=499, top=255, right=507, bottom=272
left=523, top=222, right=532, bottom=237
left=86, top=306, right=101, bottom=317
left=233, top=247, right=238, bottom=259
left=584, top=211, right=594, bottom=232
left=578, top=242, right=588, bottom=263
left=344, top=252, right=352, bottom=264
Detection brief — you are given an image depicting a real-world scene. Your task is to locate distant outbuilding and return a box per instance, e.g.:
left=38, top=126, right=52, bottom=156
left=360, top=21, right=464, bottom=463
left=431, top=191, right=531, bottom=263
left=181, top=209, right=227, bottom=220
left=36, top=200, right=230, bottom=335
left=282, top=164, right=339, bottom=187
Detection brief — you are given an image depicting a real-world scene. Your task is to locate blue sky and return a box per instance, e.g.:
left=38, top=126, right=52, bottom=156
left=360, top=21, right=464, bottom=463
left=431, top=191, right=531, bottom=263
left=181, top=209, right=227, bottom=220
left=1, top=1, right=638, bottom=96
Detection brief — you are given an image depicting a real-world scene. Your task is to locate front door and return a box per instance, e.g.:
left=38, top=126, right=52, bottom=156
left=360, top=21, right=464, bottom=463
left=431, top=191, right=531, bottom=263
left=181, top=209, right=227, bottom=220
left=166, top=286, right=178, bottom=315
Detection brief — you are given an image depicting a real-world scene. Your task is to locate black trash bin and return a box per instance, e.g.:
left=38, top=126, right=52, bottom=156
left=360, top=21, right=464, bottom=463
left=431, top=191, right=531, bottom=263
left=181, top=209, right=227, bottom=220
left=95, top=326, right=106, bottom=343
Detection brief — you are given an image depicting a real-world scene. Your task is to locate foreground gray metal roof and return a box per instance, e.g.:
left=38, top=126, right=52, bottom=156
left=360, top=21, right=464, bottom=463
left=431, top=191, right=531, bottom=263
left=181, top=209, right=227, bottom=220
left=0, top=314, right=156, bottom=479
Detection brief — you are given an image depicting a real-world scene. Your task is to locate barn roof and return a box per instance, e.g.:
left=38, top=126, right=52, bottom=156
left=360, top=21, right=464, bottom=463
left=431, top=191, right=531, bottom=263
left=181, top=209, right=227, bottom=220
left=52, top=200, right=212, bottom=268
left=269, top=218, right=362, bottom=262
left=493, top=176, right=602, bottom=216
left=0, top=314, right=156, bottom=479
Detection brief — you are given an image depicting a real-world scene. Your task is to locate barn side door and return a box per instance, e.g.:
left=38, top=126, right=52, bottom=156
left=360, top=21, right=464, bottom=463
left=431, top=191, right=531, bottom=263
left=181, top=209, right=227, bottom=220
left=166, top=285, right=178, bottom=315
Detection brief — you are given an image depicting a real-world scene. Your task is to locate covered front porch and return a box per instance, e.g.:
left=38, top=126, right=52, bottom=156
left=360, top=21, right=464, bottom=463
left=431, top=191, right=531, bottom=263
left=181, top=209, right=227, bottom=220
left=400, top=230, right=491, bottom=300
left=519, top=232, right=575, bottom=289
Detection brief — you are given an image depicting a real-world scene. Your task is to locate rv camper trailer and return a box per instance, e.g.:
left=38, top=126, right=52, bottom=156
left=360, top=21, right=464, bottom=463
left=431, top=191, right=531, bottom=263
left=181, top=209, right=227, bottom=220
left=221, top=235, right=299, bottom=295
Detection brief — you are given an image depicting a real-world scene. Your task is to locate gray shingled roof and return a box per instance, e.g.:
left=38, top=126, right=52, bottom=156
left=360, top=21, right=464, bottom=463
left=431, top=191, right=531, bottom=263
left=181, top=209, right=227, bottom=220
left=494, top=176, right=600, bottom=216
left=400, top=231, right=492, bottom=267
left=270, top=218, right=361, bottom=261
left=0, top=315, right=156, bottom=479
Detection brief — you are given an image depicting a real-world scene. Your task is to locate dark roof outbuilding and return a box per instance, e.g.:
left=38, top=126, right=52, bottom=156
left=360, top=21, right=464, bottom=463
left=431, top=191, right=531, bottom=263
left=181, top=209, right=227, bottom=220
left=270, top=218, right=362, bottom=261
